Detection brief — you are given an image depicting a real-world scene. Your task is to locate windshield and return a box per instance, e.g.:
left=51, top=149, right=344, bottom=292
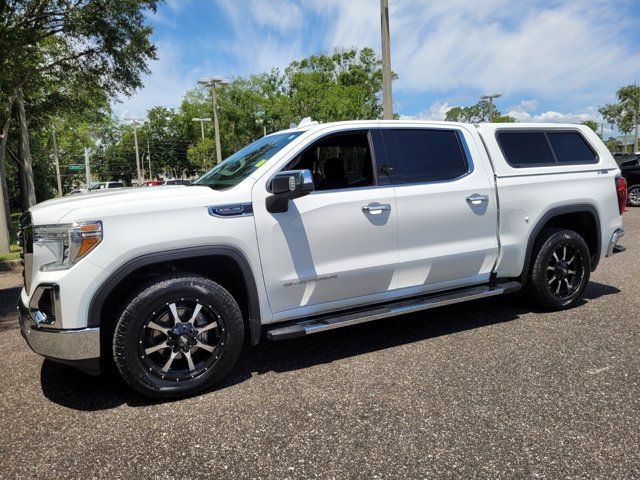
left=194, top=132, right=303, bottom=190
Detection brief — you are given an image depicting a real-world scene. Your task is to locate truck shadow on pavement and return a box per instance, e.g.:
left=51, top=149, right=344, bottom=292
left=39, top=280, right=620, bottom=411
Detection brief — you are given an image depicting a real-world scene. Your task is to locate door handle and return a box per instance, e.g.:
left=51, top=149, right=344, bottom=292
left=362, top=202, right=391, bottom=213
left=466, top=194, right=489, bottom=205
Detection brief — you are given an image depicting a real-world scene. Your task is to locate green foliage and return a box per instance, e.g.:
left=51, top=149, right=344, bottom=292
left=187, top=138, right=216, bottom=170
left=598, top=84, right=640, bottom=152
left=581, top=120, right=599, bottom=133
left=3, top=45, right=390, bottom=199
left=599, top=101, right=634, bottom=134
left=445, top=100, right=515, bottom=123
left=0, top=0, right=159, bottom=207
left=178, top=47, right=387, bottom=162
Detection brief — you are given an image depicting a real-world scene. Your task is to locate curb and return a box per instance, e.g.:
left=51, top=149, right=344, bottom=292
left=0, top=260, right=21, bottom=272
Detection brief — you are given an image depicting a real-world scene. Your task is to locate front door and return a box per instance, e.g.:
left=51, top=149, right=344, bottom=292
left=253, top=129, right=399, bottom=320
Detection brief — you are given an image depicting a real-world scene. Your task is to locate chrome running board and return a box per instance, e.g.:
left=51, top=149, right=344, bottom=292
left=266, top=281, right=522, bottom=341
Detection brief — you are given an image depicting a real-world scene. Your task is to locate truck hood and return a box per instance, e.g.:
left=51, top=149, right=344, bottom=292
left=29, top=186, right=230, bottom=224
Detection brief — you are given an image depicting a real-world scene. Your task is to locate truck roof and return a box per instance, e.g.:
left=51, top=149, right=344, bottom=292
left=272, top=119, right=594, bottom=136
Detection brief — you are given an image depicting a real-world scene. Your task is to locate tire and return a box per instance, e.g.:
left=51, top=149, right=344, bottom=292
left=525, top=228, right=590, bottom=310
left=113, top=274, right=244, bottom=399
left=628, top=184, right=640, bottom=207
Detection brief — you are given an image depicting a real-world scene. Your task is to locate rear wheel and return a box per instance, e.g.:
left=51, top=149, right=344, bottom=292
left=525, top=228, right=590, bottom=310
left=628, top=184, right=640, bottom=207
left=113, top=274, right=244, bottom=399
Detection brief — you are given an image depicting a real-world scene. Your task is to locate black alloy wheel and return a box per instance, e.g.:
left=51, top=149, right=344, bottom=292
left=526, top=228, right=591, bottom=310
left=545, top=243, right=585, bottom=300
left=139, top=299, right=224, bottom=382
left=113, top=274, right=244, bottom=399
left=628, top=185, right=640, bottom=207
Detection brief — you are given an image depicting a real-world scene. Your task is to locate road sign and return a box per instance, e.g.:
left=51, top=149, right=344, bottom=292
left=68, top=164, right=84, bottom=171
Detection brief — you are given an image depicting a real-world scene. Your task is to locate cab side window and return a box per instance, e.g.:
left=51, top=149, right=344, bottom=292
left=287, top=130, right=375, bottom=191
left=381, top=128, right=469, bottom=184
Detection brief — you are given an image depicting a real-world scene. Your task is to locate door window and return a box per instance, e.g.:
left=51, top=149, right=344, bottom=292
left=286, top=130, right=376, bottom=191
left=381, top=129, right=469, bottom=184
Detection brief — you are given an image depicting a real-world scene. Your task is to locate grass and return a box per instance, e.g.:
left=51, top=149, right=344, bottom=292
left=0, top=244, right=20, bottom=262
left=0, top=212, right=21, bottom=262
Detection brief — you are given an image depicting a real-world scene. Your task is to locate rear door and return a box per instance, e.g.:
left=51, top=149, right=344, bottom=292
left=381, top=125, right=499, bottom=293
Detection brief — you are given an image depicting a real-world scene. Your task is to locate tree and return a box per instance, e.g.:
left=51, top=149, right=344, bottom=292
left=445, top=100, right=515, bottom=123
left=615, top=84, right=640, bottom=153
left=285, top=48, right=386, bottom=122
left=599, top=101, right=634, bottom=153
left=581, top=120, right=599, bottom=134
left=179, top=48, right=389, bottom=165
left=0, top=0, right=158, bottom=250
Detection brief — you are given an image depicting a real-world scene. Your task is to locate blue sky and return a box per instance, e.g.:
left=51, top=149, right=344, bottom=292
left=117, top=0, right=640, bottom=137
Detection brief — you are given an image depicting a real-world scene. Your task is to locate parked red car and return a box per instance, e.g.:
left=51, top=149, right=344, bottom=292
left=140, top=180, right=163, bottom=187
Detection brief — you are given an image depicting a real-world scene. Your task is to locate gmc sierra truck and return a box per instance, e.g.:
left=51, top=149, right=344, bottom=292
left=18, top=120, right=627, bottom=399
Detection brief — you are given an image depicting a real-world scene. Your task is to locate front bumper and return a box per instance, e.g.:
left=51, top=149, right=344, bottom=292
left=18, top=301, right=101, bottom=375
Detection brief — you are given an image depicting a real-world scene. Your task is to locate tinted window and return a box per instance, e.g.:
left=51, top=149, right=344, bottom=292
left=497, top=131, right=555, bottom=167
left=382, top=129, right=468, bottom=184
left=286, top=131, right=374, bottom=191
left=498, top=130, right=598, bottom=167
left=547, top=132, right=597, bottom=164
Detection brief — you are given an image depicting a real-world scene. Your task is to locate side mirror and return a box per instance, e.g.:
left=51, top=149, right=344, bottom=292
left=267, top=169, right=314, bottom=213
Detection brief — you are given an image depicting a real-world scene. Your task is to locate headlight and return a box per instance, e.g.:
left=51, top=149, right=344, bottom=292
left=34, top=221, right=103, bottom=271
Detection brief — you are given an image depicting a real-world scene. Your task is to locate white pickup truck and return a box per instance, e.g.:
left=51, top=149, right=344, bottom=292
left=18, top=120, right=627, bottom=398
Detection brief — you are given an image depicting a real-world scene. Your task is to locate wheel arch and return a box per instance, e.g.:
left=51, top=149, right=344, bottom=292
left=89, top=245, right=262, bottom=345
left=520, top=204, right=601, bottom=285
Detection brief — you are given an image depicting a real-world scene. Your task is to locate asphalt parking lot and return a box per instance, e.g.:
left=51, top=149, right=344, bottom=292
left=0, top=211, right=638, bottom=479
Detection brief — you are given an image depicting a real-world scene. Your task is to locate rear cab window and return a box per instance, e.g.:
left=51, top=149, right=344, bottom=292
left=380, top=128, right=469, bottom=184
left=497, top=130, right=597, bottom=168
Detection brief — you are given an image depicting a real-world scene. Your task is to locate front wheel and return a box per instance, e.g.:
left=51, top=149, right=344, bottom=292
left=113, top=274, right=244, bottom=399
left=525, top=228, right=590, bottom=310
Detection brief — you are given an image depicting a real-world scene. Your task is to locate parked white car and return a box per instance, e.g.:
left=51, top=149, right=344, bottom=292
left=18, top=120, right=626, bottom=398
left=89, top=181, right=125, bottom=191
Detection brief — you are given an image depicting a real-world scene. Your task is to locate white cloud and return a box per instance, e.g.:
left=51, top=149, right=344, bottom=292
left=504, top=100, right=599, bottom=124
left=121, top=0, right=640, bottom=123
left=400, top=101, right=453, bottom=121
left=217, top=0, right=305, bottom=73
left=307, top=0, right=640, bottom=104
left=113, top=42, right=201, bottom=119
left=248, top=0, right=303, bottom=32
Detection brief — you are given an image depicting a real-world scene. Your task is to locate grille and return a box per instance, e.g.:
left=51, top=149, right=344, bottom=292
left=18, top=212, right=33, bottom=294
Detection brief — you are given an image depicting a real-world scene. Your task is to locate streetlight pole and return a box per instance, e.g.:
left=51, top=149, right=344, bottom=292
left=146, top=136, right=152, bottom=180
left=51, top=125, right=63, bottom=196
left=192, top=118, right=212, bottom=141
left=380, top=0, right=393, bottom=120
left=481, top=93, right=502, bottom=122
left=129, top=119, right=144, bottom=185
left=255, top=111, right=267, bottom=137
left=84, top=147, right=91, bottom=188
left=198, top=77, right=229, bottom=164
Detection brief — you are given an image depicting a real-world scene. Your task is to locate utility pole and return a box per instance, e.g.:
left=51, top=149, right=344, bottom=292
left=84, top=147, right=91, bottom=188
left=198, top=77, right=229, bottom=164
left=51, top=126, right=63, bottom=196
left=129, top=119, right=144, bottom=185
left=192, top=117, right=212, bottom=141
left=255, top=111, right=267, bottom=137
left=380, top=0, right=393, bottom=120
left=146, top=136, right=152, bottom=180
left=481, top=93, right=502, bottom=122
